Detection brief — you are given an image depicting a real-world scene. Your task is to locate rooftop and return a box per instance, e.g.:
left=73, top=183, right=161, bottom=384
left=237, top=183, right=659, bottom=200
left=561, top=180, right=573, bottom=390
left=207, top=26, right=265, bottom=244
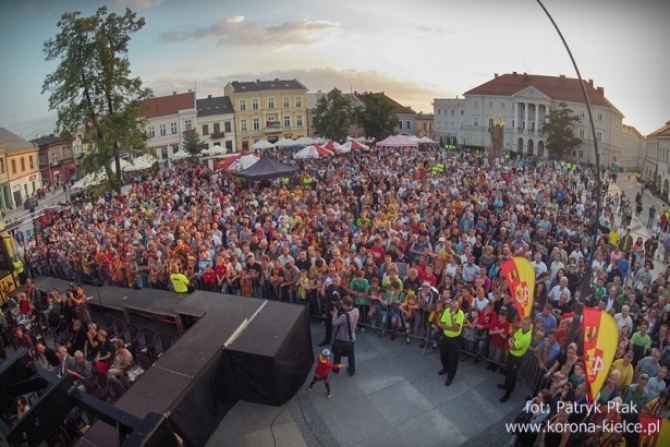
left=306, top=91, right=365, bottom=110
left=196, top=95, right=235, bottom=118
left=622, top=124, right=644, bottom=139
left=355, top=92, right=416, bottom=115
left=464, top=73, right=613, bottom=109
left=0, top=127, right=38, bottom=154
left=140, top=92, right=195, bottom=119
left=228, top=79, right=307, bottom=93
left=31, top=134, right=66, bottom=148
left=648, top=120, right=670, bottom=137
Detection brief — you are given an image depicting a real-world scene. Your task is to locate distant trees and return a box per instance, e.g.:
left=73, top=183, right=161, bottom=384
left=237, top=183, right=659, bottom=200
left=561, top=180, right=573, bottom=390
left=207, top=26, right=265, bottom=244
left=183, top=131, right=207, bottom=157
left=312, top=88, right=353, bottom=143
left=42, top=6, right=152, bottom=191
left=354, top=92, right=398, bottom=142
left=542, top=102, right=582, bottom=160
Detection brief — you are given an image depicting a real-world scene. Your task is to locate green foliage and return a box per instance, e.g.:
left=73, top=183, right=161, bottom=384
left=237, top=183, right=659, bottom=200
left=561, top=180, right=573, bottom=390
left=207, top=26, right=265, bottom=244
left=183, top=131, right=207, bottom=157
left=353, top=92, right=398, bottom=142
left=313, top=88, right=353, bottom=142
left=42, top=6, right=152, bottom=191
left=541, top=102, right=583, bottom=160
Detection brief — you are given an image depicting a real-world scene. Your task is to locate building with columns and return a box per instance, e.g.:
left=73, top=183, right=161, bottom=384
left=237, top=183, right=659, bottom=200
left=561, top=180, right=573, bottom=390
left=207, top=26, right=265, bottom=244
left=434, top=72, right=626, bottom=165
left=643, top=120, right=670, bottom=199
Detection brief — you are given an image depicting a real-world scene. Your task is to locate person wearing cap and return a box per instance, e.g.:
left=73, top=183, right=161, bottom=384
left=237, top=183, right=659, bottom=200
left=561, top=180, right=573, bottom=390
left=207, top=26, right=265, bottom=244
left=620, top=373, right=650, bottom=423
left=611, top=351, right=636, bottom=390
left=306, top=349, right=344, bottom=399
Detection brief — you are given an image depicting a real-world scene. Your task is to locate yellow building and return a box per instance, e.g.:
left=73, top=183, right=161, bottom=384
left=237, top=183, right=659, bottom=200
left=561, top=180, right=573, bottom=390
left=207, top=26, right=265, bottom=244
left=0, top=142, right=9, bottom=211
left=0, top=128, right=42, bottom=209
left=224, top=79, right=308, bottom=151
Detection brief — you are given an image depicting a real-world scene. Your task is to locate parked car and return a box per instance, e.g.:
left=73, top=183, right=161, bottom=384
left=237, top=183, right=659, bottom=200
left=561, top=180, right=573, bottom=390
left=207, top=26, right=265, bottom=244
left=24, top=197, right=38, bottom=210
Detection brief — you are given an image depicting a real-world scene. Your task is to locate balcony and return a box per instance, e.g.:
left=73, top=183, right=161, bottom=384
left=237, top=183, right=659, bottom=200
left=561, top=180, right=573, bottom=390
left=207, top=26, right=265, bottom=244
left=210, top=132, right=225, bottom=139
left=50, top=161, right=61, bottom=167
left=264, top=122, right=282, bottom=134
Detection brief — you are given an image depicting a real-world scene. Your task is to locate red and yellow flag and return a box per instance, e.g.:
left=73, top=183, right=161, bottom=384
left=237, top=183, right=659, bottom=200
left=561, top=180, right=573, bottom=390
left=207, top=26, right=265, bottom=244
left=582, top=308, right=618, bottom=403
left=500, top=257, right=535, bottom=319
left=639, top=415, right=670, bottom=447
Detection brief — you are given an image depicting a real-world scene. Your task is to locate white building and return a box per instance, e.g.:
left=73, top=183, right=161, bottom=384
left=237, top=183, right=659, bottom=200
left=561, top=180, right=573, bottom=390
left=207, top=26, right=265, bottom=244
left=619, top=125, right=645, bottom=171
left=643, top=120, right=670, bottom=198
left=196, top=95, right=236, bottom=153
left=140, top=91, right=197, bottom=160
left=434, top=72, right=627, bottom=165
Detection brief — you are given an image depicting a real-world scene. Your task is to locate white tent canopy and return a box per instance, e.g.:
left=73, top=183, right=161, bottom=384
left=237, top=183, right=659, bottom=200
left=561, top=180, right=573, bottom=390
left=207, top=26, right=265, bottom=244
left=419, top=136, right=434, bottom=143
left=172, top=150, right=190, bottom=159
left=202, top=146, right=225, bottom=156
left=228, top=154, right=260, bottom=171
left=253, top=140, right=275, bottom=150
left=294, top=136, right=316, bottom=146
left=273, top=138, right=296, bottom=147
left=124, top=154, right=157, bottom=172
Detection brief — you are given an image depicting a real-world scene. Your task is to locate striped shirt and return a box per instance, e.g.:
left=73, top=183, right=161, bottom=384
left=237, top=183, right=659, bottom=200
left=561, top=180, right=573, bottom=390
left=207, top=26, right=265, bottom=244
left=332, top=308, right=360, bottom=343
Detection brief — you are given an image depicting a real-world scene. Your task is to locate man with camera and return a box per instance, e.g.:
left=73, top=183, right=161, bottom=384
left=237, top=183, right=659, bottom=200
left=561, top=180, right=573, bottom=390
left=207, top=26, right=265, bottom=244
left=331, top=295, right=359, bottom=376
left=319, top=273, right=347, bottom=347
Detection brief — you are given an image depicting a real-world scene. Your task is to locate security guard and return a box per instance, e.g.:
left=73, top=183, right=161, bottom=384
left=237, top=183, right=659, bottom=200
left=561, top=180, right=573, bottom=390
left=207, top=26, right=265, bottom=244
left=498, top=316, right=533, bottom=402
left=437, top=297, right=464, bottom=386
left=170, top=269, right=190, bottom=294
left=13, top=255, right=25, bottom=284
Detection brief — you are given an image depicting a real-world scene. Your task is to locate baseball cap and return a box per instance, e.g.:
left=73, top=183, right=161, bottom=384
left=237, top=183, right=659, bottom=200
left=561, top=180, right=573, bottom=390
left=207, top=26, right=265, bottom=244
left=639, top=373, right=650, bottom=380
left=321, top=349, right=331, bottom=357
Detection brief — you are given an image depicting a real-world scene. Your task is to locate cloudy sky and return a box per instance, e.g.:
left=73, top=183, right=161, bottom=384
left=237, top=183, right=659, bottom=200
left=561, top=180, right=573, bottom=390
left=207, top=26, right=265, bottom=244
left=1, top=0, right=668, bottom=139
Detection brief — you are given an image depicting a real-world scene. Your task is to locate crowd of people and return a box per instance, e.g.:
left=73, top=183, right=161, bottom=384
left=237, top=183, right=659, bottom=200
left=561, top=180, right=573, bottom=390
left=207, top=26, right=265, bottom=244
left=5, top=146, right=670, bottom=446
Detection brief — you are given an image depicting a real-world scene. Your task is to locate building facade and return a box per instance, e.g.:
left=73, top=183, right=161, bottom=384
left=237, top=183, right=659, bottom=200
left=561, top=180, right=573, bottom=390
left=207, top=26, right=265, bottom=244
left=434, top=73, right=625, bottom=164
left=619, top=125, right=645, bottom=171
left=32, top=134, right=77, bottom=188
left=140, top=91, right=197, bottom=160
left=0, top=128, right=42, bottom=209
left=0, top=143, right=9, bottom=211
left=196, top=95, right=236, bottom=153
left=643, top=120, right=670, bottom=199
left=224, top=79, right=308, bottom=151
left=415, top=113, right=434, bottom=139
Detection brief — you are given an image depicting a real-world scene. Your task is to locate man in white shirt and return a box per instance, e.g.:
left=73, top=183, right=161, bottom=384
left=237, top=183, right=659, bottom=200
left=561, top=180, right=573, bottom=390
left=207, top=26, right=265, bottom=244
left=613, top=305, right=634, bottom=332
left=547, top=277, right=572, bottom=303
left=531, top=253, right=548, bottom=278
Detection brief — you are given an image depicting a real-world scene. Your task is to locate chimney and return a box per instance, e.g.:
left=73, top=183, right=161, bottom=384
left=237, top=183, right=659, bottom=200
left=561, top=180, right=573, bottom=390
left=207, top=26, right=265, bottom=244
left=256, top=79, right=261, bottom=84
left=596, top=86, right=604, bottom=95
left=208, top=95, right=212, bottom=99
left=588, top=79, right=593, bottom=86
left=494, top=73, right=499, bottom=79
left=559, top=74, right=566, bottom=80
left=274, top=78, right=279, bottom=81
left=188, top=89, right=192, bottom=93
left=173, top=91, right=177, bottom=95
left=513, top=71, right=517, bottom=76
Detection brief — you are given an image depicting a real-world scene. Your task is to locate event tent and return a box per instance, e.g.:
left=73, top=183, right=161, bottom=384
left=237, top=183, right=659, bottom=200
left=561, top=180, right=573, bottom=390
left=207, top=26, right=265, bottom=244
left=172, top=150, right=190, bottom=159
left=343, top=140, right=369, bottom=151
left=419, top=136, right=434, bottom=144
left=202, top=147, right=225, bottom=156
left=123, top=154, right=157, bottom=172
left=253, top=140, right=274, bottom=150
left=294, top=136, right=316, bottom=146
left=375, top=135, right=418, bottom=148
left=273, top=138, right=296, bottom=148
left=293, top=145, right=333, bottom=159
left=322, top=140, right=346, bottom=153
left=228, top=155, right=260, bottom=171
left=233, top=156, right=297, bottom=181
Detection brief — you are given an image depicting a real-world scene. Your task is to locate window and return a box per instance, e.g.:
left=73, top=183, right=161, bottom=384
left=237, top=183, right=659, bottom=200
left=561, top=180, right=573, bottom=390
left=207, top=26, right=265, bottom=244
left=20, top=157, right=25, bottom=171
left=283, top=96, right=290, bottom=108
left=450, top=109, right=455, bottom=116
left=488, top=118, right=494, bottom=128
left=149, top=126, right=155, bottom=137
left=29, top=156, right=34, bottom=169
left=500, top=102, right=506, bottom=109
left=11, top=159, right=16, bottom=174
left=579, top=129, right=585, bottom=139
left=295, top=96, right=302, bottom=108
left=398, top=121, right=403, bottom=129
left=596, top=131, right=602, bottom=142
left=296, top=115, right=303, bottom=126
left=474, top=117, right=479, bottom=126
left=268, top=98, right=275, bottom=109
left=252, top=99, right=259, bottom=110
left=406, top=120, right=411, bottom=129
left=213, top=123, right=220, bottom=135
left=488, top=101, right=494, bottom=108
left=225, top=141, right=233, bottom=153
left=224, top=121, right=232, bottom=133
left=253, top=118, right=260, bottom=130
left=240, top=119, right=247, bottom=132
left=460, top=110, right=464, bottom=116
left=185, top=119, right=192, bottom=131
left=597, top=113, right=603, bottom=121
left=160, top=124, right=166, bottom=136
left=284, top=115, right=291, bottom=127
left=0, top=159, right=4, bottom=174
left=171, top=122, right=177, bottom=134
left=580, top=110, right=585, bottom=118
left=474, top=101, right=479, bottom=108
left=450, top=122, right=455, bottom=130
left=202, top=124, right=209, bottom=135
left=240, top=99, right=247, bottom=111
left=578, top=150, right=584, bottom=158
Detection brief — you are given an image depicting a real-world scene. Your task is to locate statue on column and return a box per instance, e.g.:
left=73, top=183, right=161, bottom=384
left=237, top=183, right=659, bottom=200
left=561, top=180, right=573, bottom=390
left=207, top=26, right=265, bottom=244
left=490, top=114, right=505, bottom=159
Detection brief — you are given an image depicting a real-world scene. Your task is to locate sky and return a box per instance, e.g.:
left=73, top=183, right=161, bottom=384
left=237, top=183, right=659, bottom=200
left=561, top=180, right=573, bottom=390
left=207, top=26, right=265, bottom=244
left=1, top=0, right=669, bottom=140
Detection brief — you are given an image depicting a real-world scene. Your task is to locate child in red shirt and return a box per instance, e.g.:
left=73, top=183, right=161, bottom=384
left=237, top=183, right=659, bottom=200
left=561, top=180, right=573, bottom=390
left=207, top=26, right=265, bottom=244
left=307, top=349, right=344, bottom=398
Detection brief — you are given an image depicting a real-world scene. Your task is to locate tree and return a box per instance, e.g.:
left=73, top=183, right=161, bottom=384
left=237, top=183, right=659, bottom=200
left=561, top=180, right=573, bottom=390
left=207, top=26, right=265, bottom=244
left=312, top=88, right=353, bottom=142
left=183, top=131, right=207, bottom=157
left=542, top=102, right=582, bottom=160
left=42, top=6, right=152, bottom=191
left=354, top=92, right=398, bottom=142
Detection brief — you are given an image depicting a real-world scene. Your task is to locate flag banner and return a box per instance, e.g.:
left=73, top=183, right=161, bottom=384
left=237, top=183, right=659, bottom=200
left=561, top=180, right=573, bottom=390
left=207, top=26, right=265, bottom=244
left=582, top=308, right=618, bottom=403
left=500, top=257, right=535, bottom=319
left=639, top=415, right=670, bottom=447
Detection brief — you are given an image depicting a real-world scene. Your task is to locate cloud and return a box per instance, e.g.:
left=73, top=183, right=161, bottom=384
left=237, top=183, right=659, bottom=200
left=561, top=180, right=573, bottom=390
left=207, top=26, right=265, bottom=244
left=115, top=0, right=166, bottom=8
left=414, top=24, right=452, bottom=35
left=161, top=16, right=342, bottom=48
left=148, top=67, right=454, bottom=115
